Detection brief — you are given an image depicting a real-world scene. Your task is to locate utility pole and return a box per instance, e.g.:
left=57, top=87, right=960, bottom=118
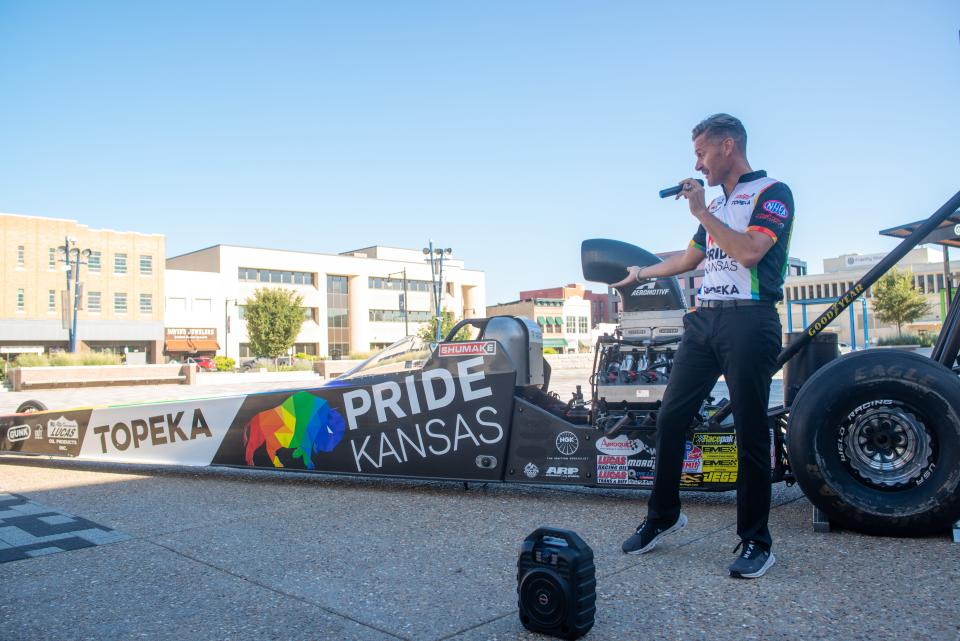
left=58, top=237, right=91, bottom=353
left=387, top=269, right=410, bottom=337
left=422, top=241, right=452, bottom=343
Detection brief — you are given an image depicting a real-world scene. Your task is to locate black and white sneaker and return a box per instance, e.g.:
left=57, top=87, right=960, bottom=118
left=728, top=540, right=776, bottom=578
left=621, top=513, right=688, bottom=554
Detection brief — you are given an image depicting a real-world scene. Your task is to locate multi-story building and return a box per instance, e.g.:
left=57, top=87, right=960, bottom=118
left=165, top=244, right=485, bottom=360
left=0, top=213, right=165, bottom=361
left=486, top=295, right=592, bottom=353
left=783, top=247, right=951, bottom=343
left=518, top=284, right=617, bottom=327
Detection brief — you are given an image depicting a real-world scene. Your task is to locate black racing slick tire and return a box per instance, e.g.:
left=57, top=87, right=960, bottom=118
left=16, top=400, right=47, bottom=414
left=787, top=350, right=960, bottom=536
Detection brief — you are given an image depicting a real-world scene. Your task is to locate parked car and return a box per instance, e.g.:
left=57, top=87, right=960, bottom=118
left=186, top=356, right=217, bottom=372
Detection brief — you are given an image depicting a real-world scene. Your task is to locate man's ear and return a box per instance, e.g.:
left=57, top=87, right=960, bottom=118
left=722, top=137, right=735, bottom=156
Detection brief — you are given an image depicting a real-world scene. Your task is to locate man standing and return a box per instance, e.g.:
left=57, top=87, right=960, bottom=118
left=613, top=114, right=794, bottom=578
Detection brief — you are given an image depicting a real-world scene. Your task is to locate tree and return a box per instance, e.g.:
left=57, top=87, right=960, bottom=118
left=871, top=268, right=930, bottom=336
left=244, top=288, right=305, bottom=360
left=417, top=310, right=471, bottom=343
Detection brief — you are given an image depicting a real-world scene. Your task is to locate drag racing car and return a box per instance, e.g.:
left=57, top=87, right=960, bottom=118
left=3, top=191, right=960, bottom=538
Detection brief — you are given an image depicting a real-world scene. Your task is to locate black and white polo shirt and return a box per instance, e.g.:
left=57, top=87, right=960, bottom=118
left=690, top=170, right=794, bottom=302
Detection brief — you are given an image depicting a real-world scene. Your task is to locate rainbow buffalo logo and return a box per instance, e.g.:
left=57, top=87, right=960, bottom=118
left=244, top=392, right=346, bottom=469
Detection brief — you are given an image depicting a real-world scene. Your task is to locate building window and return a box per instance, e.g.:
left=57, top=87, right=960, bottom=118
left=140, top=294, right=153, bottom=314
left=140, top=255, right=153, bottom=275
left=194, top=298, right=212, bottom=312
left=166, top=297, right=186, bottom=312
left=369, top=309, right=432, bottom=322
left=238, top=267, right=314, bottom=286
left=17, top=245, right=25, bottom=268
left=17, top=288, right=25, bottom=312
left=294, top=343, right=317, bottom=356
left=579, top=317, right=588, bottom=334
left=88, top=251, right=101, bottom=273
left=88, top=291, right=102, bottom=312
left=114, top=292, right=128, bottom=313
left=48, top=290, right=56, bottom=312
left=48, top=248, right=56, bottom=270
left=368, top=276, right=432, bottom=292
left=327, top=275, right=350, bottom=359
left=303, top=307, right=317, bottom=322
left=566, top=316, right=576, bottom=332
left=239, top=343, right=253, bottom=358
left=114, top=253, right=127, bottom=274
left=237, top=304, right=247, bottom=319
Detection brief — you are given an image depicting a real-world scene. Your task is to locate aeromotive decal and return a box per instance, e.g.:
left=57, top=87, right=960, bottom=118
left=79, top=397, right=245, bottom=465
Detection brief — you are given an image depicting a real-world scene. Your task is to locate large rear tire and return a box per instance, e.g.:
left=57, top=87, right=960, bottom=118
left=788, top=350, right=960, bottom=535
left=16, top=400, right=47, bottom=414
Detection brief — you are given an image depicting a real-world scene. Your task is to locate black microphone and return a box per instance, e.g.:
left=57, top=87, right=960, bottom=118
left=659, top=179, right=704, bottom=199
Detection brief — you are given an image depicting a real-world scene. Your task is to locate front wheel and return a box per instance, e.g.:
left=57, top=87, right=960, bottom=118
left=16, top=400, right=47, bottom=414
left=788, top=350, right=960, bottom=536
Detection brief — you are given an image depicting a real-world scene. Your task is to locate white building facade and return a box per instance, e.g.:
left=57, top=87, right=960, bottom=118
left=783, top=247, right=952, bottom=344
left=165, top=245, right=485, bottom=360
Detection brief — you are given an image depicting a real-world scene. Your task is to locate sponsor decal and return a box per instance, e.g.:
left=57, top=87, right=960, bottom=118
left=555, top=431, right=579, bottom=456
left=753, top=212, right=785, bottom=227
left=7, top=424, right=30, bottom=442
left=730, top=198, right=752, bottom=206
left=682, top=441, right=703, bottom=473
left=337, top=356, right=506, bottom=472
left=694, top=433, right=735, bottom=445
left=631, top=281, right=671, bottom=297
left=545, top=466, right=579, bottom=478
left=48, top=417, right=79, bottom=441
left=734, top=193, right=753, bottom=200
left=437, top=341, right=496, bottom=357
left=82, top=397, right=245, bottom=465
left=34, top=425, right=43, bottom=439
left=762, top=199, right=789, bottom=217
left=523, top=462, right=539, bottom=478
left=595, top=435, right=650, bottom=456
left=680, top=473, right=703, bottom=486
left=700, top=284, right=740, bottom=296
left=597, top=455, right=627, bottom=466
left=245, top=391, right=346, bottom=469
left=708, top=198, right=723, bottom=213
left=704, top=247, right=739, bottom=273
left=703, top=471, right=737, bottom=483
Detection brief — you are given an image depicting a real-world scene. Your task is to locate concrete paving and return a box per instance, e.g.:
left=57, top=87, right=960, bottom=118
left=0, top=371, right=956, bottom=641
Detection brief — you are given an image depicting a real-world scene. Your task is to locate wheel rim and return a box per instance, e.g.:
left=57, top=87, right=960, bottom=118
left=842, top=404, right=934, bottom=488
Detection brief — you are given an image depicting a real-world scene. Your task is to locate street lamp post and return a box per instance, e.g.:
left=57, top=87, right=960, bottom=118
left=422, top=241, right=452, bottom=343
left=224, top=298, right=237, bottom=360
left=58, top=237, right=92, bottom=353
left=386, top=269, right=410, bottom=337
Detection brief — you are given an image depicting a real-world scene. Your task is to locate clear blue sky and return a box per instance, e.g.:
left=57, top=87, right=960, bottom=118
left=2, top=1, right=959, bottom=305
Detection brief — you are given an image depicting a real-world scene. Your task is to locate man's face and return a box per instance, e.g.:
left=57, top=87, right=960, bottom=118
left=693, top=134, right=730, bottom=187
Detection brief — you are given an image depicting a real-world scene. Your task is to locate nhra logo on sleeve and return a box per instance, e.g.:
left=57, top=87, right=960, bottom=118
left=762, top=200, right=789, bottom=217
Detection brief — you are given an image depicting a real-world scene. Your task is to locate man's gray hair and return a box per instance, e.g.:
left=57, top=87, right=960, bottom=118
left=692, top=113, right=747, bottom=152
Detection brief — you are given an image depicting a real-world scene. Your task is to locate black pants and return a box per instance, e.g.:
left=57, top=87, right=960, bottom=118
left=646, top=305, right=781, bottom=550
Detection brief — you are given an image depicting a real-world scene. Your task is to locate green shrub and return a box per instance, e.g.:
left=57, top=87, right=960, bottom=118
left=543, top=347, right=558, bottom=355
left=877, top=334, right=923, bottom=346
left=347, top=351, right=373, bottom=360
left=15, top=352, right=122, bottom=367
left=214, top=356, right=236, bottom=371
left=295, top=352, right=319, bottom=361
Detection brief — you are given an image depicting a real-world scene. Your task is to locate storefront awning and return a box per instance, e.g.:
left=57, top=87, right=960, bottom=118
left=543, top=338, right=568, bottom=349
left=536, top=316, right=545, bottom=324
left=554, top=316, right=563, bottom=325
left=189, top=339, right=220, bottom=351
left=545, top=317, right=554, bottom=325
left=165, top=340, right=194, bottom=353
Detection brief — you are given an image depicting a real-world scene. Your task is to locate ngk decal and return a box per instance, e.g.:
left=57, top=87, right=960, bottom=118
left=81, top=397, right=245, bottom=465
left=555, top=431, right=579, bottom=456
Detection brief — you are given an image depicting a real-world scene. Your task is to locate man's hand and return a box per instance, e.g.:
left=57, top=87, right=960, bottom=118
left=676, top=177, right=708, bottom=218
left=611, top=265, right=644, bottom=288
